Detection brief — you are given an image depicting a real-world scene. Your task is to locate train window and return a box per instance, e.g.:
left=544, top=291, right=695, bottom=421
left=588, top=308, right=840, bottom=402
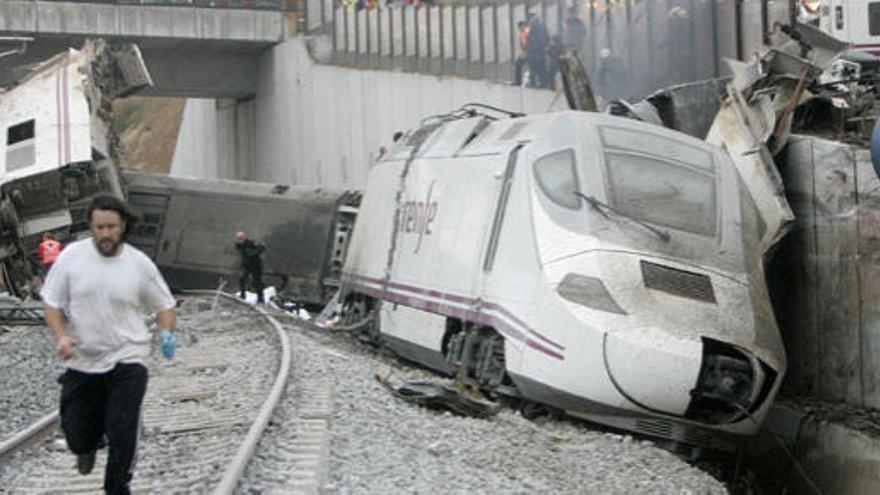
left=870, top=3, right=880, bottom=36
left=7, top=119, right=34, bottom=145
left=600, top=126, right=713, bottom=172
left=533, top=149, right=580, bottom=210
left=604, top=152, right=716, bottom=236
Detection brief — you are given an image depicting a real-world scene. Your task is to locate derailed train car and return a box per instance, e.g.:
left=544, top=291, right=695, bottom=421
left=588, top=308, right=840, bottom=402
left=338, top=109, right=787, bottom=451
left=122, top=170, right=358, bottom=305
left=0, top=40, right=359, bottom=305
left=0, top=41, right=151, bottom=297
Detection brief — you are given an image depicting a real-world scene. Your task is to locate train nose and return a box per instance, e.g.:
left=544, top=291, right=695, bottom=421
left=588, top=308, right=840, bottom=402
left=685, top=338, right=778, bottom=425
left=602, top=329, right=703, bottom=416
left=603, top=331, right=777, bottom=423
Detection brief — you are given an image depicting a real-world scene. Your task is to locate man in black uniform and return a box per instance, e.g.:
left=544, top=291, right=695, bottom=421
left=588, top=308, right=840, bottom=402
left=235, top=231, right=266, bottom=304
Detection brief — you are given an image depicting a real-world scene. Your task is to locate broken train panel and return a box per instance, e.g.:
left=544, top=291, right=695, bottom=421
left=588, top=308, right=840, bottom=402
left=0, top=40, right=151, bottom=297
left=340, top=109, right=786, bottom=451
left=122, top=169, right=358, bottom=305
left=607, top=21, right=880, bottom=413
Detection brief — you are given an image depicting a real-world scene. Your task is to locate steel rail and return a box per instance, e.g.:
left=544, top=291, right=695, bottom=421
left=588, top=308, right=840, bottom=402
left=0, top=291, right=290, bottom=493
left=182, top=290, right=292, bottom=495
left=0, top=412, right=59, bottom=464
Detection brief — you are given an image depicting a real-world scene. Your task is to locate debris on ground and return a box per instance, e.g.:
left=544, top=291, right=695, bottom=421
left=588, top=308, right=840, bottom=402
left=376, top=372, right=502, bottom=419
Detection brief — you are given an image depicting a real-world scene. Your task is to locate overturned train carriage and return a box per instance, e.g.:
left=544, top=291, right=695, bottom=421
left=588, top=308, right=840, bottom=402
left=0, top=41, right=151, bottom=297
left=122, top=170, right=358, bottom=305
left=340, top=110, right=787, bottom=450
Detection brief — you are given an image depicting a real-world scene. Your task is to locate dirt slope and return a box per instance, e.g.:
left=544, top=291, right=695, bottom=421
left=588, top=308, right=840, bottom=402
left=112, top=96, right=185, bottom=174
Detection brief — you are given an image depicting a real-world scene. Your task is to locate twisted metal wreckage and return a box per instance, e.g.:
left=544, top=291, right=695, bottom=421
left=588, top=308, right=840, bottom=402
left=0, top=22, right=876, bottom=448
left=334, top=22, right=874, bottom=446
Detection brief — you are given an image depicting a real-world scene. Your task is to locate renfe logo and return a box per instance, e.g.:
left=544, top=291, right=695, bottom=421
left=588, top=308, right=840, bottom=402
left=397, top=180, right=438, bottom=254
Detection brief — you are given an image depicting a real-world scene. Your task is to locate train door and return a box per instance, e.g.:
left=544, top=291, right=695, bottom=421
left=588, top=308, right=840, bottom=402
left=379, top=152, right=509, bottom=344
left=818, top=0, right=847, bottom=41
left=375, top=118, right=510, bottom=370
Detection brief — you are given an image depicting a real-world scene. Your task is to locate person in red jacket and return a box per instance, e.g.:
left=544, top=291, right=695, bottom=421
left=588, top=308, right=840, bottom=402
left=38, top=232, right=62, bottom=277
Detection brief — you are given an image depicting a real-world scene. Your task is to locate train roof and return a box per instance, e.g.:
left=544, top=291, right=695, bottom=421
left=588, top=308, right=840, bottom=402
left=121, top=169, right=348, bottom=206
left=382, top=110, right=721, bottom=162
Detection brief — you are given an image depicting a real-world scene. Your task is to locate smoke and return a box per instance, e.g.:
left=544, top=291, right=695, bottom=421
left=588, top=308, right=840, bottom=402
left=573, top=0, right=718, bottom=105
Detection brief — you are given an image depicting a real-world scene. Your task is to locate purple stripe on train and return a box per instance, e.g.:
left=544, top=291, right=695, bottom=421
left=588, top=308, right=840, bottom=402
left=346, top=274, right=565, bottom=361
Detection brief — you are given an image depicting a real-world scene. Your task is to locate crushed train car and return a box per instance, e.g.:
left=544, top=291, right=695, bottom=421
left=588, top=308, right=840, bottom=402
left=334, top=22, right=863, bottom=450
left=337, top=105, right=785, bottom=452
left=0, top=40, right=151, bottom=297
left=122, top=170, right=358, bottom=306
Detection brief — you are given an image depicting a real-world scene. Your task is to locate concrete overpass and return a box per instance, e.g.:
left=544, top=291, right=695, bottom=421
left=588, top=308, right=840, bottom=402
left=0, top=0, right=296, bottom=97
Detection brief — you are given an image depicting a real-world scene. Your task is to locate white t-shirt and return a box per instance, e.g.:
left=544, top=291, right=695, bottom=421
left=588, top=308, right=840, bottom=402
left=40, top=238, right=176, bottom=373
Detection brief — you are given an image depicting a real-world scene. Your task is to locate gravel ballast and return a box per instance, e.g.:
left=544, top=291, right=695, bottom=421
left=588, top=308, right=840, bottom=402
left=244, top=316, right=729, bottom=494
left=0, top=327, right=64, bottom=439
left=0, top=305, right=728, bottom=494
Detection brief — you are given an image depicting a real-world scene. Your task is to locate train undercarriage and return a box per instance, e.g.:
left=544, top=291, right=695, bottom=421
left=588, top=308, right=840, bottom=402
left=332, top=288, right=777, bottom=455
left=334, top=292, right=557, bottom=419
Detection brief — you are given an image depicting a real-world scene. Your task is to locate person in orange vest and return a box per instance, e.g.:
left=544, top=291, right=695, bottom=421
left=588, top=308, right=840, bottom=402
left=38, top=232, right=62, bottom=277
left=512, top=20, right=530, bottom=86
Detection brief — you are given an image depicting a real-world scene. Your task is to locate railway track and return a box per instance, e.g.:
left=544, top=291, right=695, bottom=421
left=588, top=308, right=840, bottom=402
left=0, top=292, right=290, bottom=494
left=0, top=293, right=731, bottom=493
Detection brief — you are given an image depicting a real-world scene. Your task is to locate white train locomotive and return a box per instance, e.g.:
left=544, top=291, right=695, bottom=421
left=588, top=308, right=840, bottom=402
left=339, top=109, right=786, bottom=450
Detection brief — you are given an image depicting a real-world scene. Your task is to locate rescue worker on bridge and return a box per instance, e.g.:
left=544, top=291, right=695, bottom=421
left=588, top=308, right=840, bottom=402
left=235, top=231, right=266, bottom=305
left=511, top=20, right=530, bottom=86
left=40, top=194, right=177, bottom=495
left=38, top=232, right=62, bottom=277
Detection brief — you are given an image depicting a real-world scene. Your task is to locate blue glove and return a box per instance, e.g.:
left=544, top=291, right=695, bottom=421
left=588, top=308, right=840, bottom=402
left=160, top=330, right=176, bottom=360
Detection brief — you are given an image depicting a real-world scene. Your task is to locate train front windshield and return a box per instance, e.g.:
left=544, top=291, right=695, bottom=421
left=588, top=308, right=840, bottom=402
left=531, top=117, right=735, bottom=272
left=599, top=126, right=718, bottom=238
left=533, top=124, right=720, bottom=243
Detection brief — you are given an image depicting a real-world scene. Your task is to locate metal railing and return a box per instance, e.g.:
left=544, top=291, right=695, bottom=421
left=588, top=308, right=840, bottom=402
left=36, top=0, right=301, bottom=11
left=306, top=0, right=791, bottom=102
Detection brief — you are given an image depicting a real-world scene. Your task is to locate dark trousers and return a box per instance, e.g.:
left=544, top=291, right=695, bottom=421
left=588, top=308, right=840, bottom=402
left=513, top=56, right=527, bottom=85
left=59, top=363, right=148, bottom=495
left=240, top=264, right=265, bottom=303
left=527, top=55, right=547, bottom=88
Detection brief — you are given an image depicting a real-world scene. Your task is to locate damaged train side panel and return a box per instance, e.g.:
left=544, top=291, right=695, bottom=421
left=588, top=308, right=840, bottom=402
left=122, top=170, right=359, bottom=306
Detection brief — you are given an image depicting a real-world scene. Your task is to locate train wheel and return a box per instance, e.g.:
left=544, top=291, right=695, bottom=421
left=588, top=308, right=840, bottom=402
left=520, top=401, right=553, bottom=420
left=0, top=260, right=15, bottom=297
left=444, top=324, right=513, bottom=397
left=339, top=293, right=380, bottom=344
left=474, top=330, right=506, bottom=390
left=2, top=259, right=24, bottom=299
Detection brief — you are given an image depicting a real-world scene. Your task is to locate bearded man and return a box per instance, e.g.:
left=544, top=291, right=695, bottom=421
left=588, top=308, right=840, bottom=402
left=41, top=194, right=177, bottom=495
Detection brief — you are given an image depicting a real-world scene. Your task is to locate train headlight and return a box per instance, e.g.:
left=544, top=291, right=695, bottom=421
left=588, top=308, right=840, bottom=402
left=557, top=273, right=627, bottom=315
left=696, top=354, right=753, bottom=405
left=686, top=338, right=772, bottom=425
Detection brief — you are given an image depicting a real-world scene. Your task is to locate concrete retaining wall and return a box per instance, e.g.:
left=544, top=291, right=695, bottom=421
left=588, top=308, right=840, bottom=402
left=754, top=405, right=880, bottom=494
left=171, top=37, right=565, bottom=187
left=770, top=135, right=880, bottom=409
